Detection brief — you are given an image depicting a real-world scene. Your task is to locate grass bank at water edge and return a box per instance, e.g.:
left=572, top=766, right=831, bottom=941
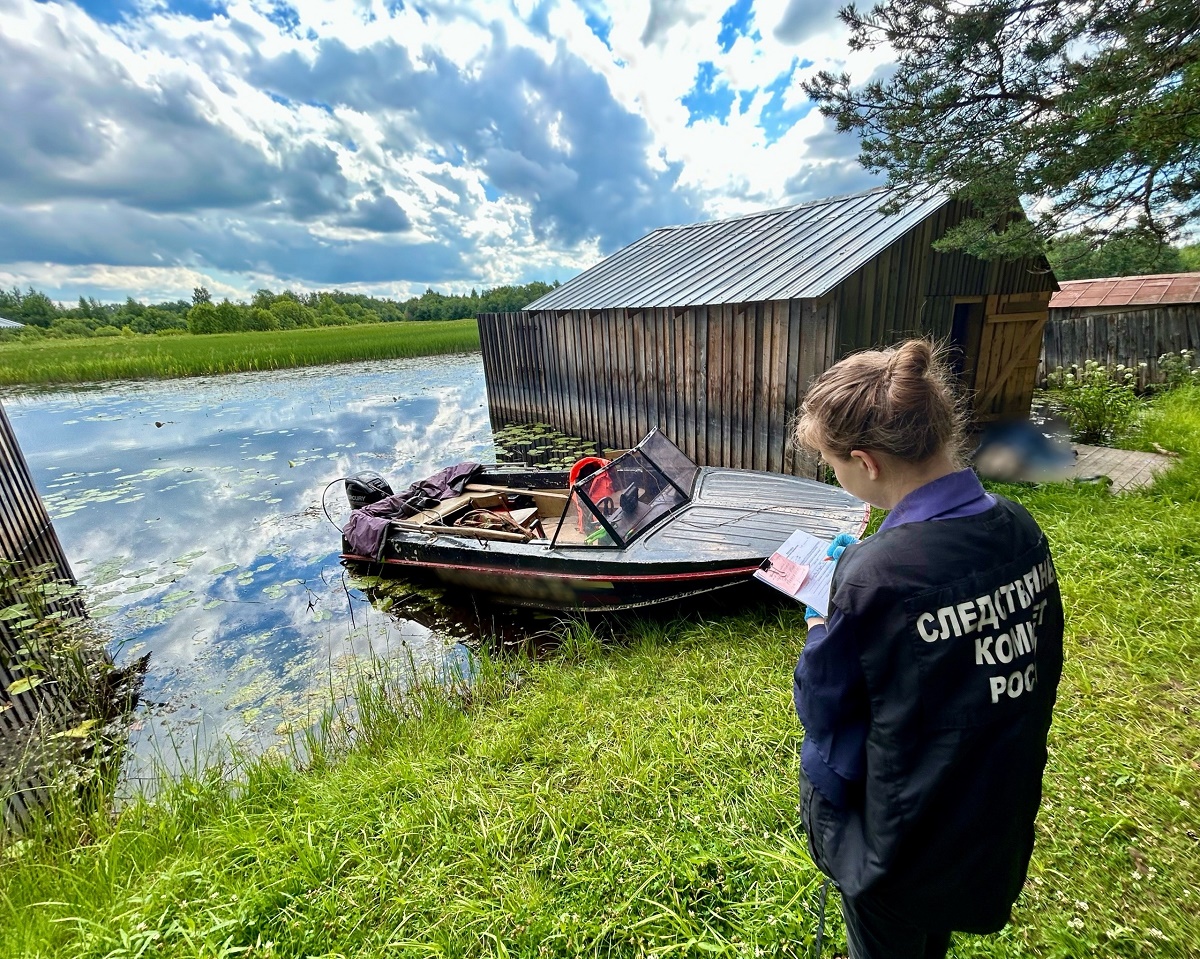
left=0, top=320, right=481, bottom=386
left=2, top=388, right=1199, bottom=958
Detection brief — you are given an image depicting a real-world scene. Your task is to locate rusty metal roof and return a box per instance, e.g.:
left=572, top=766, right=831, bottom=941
left=526, top=186, right=951, bottom=310
left=1050, top=272, right=1200, bottom=310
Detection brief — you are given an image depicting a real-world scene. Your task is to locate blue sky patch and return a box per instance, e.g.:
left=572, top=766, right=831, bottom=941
left=585, top=10, right=612, bottom=48
left=64, top=0, right=229, bottom=22
left=168, top=0, right=228, bottom=20
left=60, top=0, right=136, bottom=23
left=526, top=0, right=555, bottom=38
left=717, top=0, right=756, bottom=53
left=681, top=62, right=734, bottom=126
left=758, top=58, right=814, bottom=145
left=483, top=181, right=501, bottom=203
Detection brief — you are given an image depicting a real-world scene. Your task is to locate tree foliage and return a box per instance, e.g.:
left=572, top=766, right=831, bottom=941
left=804, top=0, right=1200, bottom=259
left=1047, top=233, right=1186, bottom=281
left=0, top=281, right=560, bottom=340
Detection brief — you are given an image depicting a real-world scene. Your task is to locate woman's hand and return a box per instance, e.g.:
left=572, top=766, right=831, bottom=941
left=805, top=534, right=858, bottom=627
left=827, top=532, right=858, bottom=562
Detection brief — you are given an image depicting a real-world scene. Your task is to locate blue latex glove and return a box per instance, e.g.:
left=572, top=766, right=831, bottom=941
left=806, top=533, right=859, bottom=622
left=827, top=532, right=858, bottom=563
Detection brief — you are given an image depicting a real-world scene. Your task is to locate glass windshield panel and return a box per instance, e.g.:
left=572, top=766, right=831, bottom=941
left=560, top=429, right=698, bottom=547
left=637, top=429, right=700, bottom=494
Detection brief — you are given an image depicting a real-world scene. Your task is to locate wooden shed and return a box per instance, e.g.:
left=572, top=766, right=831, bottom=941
left=1041, top=272, right=1200, bottom=387
left=479, top=186, right=1057, bottom=475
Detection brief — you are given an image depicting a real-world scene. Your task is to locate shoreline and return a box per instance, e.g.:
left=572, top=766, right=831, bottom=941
left=0, top=319, right=481, bottom=387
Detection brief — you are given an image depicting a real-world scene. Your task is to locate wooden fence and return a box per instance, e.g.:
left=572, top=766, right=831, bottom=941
left=1040, top=305, right=1200, bottom=387
left=0, top=399, right=83, bottom=830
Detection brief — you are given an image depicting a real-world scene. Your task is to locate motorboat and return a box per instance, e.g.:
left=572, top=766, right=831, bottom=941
left=340, top=428, right=868, bottom=611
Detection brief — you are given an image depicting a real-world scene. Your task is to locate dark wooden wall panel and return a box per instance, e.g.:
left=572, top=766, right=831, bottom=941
left=1041, top=305, right=1200, bottom=387
left=480, top=298, right=835, bottom=473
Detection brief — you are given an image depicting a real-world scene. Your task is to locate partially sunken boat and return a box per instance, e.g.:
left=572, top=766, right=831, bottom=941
left=340, top=429, right=868, bottom=611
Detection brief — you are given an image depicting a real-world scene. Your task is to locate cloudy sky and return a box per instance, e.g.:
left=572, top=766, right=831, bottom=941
left=1, top=0, right=892, bottom=304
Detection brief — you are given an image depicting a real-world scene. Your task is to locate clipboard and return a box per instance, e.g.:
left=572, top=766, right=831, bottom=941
left=754, top=529, right=837, bottom=617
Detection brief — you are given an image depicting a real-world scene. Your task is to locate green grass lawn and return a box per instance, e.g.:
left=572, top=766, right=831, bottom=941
left=0, top=321, right=481, bottom=386
left=2, top=389, right=1198, bottom=958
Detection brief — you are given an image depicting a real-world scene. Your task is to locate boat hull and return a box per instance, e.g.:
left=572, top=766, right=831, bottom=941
left=341, top=549, right=765, bottom=610
left=341, top=464, right=869, bottom=612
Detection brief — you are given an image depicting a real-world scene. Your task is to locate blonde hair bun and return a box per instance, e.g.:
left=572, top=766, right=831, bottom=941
left=796, top=338, right=966, bottom=464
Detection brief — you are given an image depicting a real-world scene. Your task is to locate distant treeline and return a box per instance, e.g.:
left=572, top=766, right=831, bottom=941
left=0, top=281, right=558, bottom=340
left=1047, top=233, right=1200, bottom=282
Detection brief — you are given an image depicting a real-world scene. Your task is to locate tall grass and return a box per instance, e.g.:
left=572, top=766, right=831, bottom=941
left=1, top=389, right=1197, bottom=957
left=0, top=321, right=480, bottom=386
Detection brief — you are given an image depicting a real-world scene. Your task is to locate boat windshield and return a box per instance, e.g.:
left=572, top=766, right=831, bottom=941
left=555, top=429, right=700, bottom=548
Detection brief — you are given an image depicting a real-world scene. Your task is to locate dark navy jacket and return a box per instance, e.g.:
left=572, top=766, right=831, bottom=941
left=794, top=474, right=1063, bottom=932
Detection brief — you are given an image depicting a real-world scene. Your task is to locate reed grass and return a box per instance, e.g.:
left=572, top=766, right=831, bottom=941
left=0, top=321, right=481, bottom=386
left=1, top=389, right=1198, bottom=958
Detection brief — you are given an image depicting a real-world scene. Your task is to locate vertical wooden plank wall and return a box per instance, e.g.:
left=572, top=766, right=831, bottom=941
left=1041, top=306, right=1200, bottom=386
left=0, top=400, right=81, bottom=829
left=833, top=199, right=1056, bottom=357
left=478, top=300, right=837, bottom=474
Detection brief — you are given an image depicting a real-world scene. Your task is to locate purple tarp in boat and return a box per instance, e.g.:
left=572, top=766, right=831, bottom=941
left=342, top=461, right=483, bottom=559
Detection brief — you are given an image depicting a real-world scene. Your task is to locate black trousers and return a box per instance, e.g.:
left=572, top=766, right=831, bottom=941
left=840, top=890, right=952, bottom=959
left=800, top=770, right=952, bottom=959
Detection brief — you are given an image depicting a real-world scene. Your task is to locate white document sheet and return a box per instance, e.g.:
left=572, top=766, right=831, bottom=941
left=753, top=529, right=837, bottom=616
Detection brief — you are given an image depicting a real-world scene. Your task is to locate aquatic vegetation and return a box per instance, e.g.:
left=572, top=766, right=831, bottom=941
left=490, top=421, right=601, bottom=466
left=0, top=563, right=144, bottom=832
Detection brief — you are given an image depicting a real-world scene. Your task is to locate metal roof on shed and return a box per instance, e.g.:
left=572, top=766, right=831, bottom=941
left=1050, top=272, right=1200, bottom=310
left=526, top=186, right=951, bottom=310
left=0, top=316, right=22, bottom=329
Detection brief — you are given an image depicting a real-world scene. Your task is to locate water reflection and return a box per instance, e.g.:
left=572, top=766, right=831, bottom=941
left=2, top=354, right=506, bottom=783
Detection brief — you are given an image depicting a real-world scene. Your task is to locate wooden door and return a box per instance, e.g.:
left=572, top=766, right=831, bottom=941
left=972, top=293, right=1052, bottom=421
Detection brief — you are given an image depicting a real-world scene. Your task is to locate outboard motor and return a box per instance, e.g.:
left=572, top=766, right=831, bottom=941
left=345, top=472, right=393, bottom=511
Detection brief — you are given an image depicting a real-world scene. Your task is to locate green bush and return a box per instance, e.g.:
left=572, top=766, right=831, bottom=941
left=1044, top=360, right=1141, bottom=443
left=1157, top=349, right=1200, bottom=390
left=47, top=318, right=93, bottom=339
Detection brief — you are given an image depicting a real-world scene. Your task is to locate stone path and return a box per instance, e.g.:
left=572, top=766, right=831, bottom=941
left=1069, top=444, right=1177, bottom=492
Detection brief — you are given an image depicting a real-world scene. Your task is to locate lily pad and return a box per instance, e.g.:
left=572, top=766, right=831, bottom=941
left=58, top=719, right=101, bottom=739
left=6, top=677, right=43, bottom=695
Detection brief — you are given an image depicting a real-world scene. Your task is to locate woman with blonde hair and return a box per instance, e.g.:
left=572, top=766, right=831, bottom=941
left=792, top=339, right=1063, bottom=959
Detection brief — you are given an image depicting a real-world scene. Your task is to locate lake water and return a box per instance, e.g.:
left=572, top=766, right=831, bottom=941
left=1, top=353, right=523, bottom=783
